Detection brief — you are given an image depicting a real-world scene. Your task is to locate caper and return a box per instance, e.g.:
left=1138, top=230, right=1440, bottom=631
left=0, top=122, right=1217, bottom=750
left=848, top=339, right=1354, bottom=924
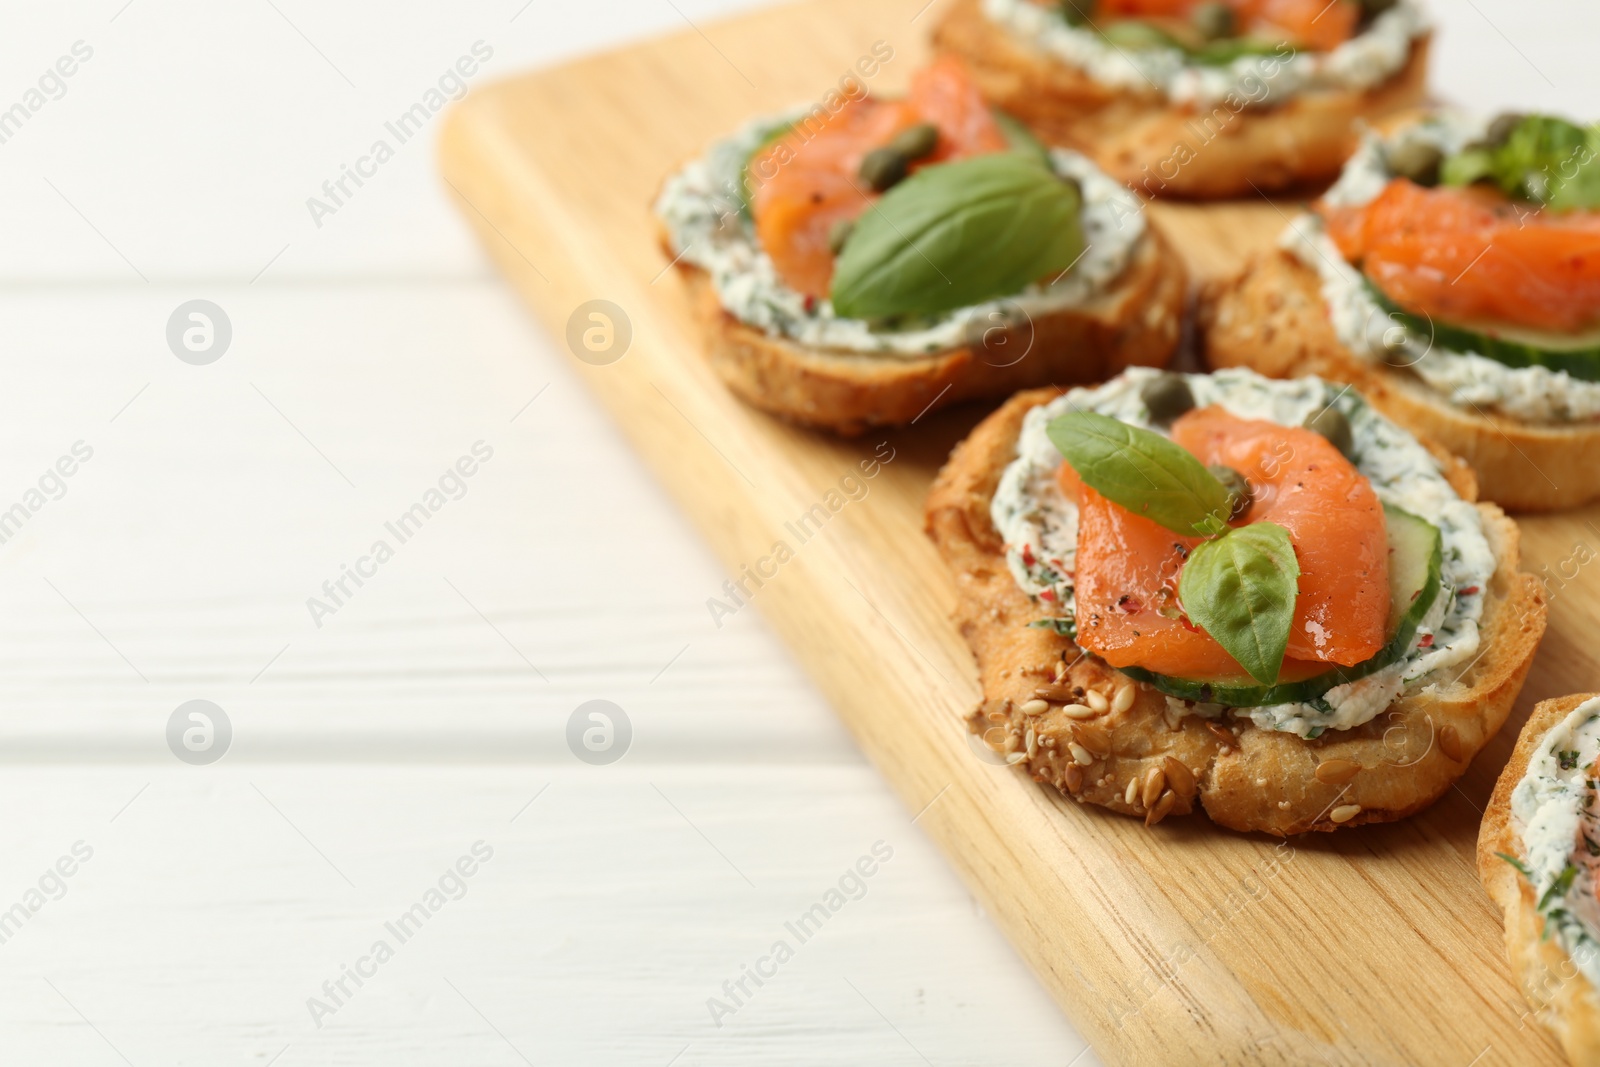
left=1304, top=406, right=1354, bottom=459
left=1385, top=140, right=1443, bottom=187
left=889, top=123, right=940, bottom=162
left=1191, top=1, right=1234, bottom=41
left=1486, top=112, right=1526, bottom=147
left=859, top=147, right=909, bottom=192
left=1140, top=373, right=1194, bottom=424
left=1208, top=464, right=1254, bottom=521
left=1061, top=0, right=1095, bottom=27
left=827, top=218, right=856, bottom=256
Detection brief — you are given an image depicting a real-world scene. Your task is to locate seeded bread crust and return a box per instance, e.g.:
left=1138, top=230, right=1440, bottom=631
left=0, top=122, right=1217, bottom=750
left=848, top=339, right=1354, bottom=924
left=1201, top=250, right=1600, bottom=512
left=662, top=223, right=1185, bottom=436
left=930, top=0, right=1430, bottom=199
left=925, top=386, right=1547, bottom=835
left=1480, top=693, right=1600, bottom=1067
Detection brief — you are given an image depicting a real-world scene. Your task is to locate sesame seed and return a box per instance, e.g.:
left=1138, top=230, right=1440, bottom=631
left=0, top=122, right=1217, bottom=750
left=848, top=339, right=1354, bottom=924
left=1068, top=743, right=1094, bottom=766
left=1315, top=759, right=1360, bottom=785
left=1330, top=804, right=1361, bottom=824
left=1020, top=699, right=1049, bottom=716
left=1086, top=690, right=1108, bottom=713
left=1062, top=703, right=1096, bottom=720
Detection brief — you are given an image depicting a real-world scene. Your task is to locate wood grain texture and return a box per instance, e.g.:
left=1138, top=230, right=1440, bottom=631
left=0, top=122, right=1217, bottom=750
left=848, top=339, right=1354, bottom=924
left=437, top=2, right=1599, bottom=1061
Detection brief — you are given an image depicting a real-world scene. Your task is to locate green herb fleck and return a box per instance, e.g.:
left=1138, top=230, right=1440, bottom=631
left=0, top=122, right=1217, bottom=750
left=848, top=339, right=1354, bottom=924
left=1539, top=864, right=1579, bottom=911
left=830, top=153, right=1084, bottom=320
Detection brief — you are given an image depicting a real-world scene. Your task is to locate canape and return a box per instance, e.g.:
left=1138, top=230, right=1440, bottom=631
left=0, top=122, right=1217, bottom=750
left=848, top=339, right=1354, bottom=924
left=654, top=58, right=1185, bottom=435
left=1205, top=111, right=1600, bottom=510
left=931, top=0, right=1431, bottom=198
left=1481, top=693, right=1600, bottom=1066
left=927, top=367, right=1545, bottom=834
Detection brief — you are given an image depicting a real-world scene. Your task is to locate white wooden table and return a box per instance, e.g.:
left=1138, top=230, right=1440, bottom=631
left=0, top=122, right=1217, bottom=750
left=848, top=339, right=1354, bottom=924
left=0, top=1, right=1592, bottom=1063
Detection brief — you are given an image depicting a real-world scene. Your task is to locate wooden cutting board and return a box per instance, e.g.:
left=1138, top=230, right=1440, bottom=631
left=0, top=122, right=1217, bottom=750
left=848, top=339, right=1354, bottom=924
left=438, top=3, right=1597, bottom=1062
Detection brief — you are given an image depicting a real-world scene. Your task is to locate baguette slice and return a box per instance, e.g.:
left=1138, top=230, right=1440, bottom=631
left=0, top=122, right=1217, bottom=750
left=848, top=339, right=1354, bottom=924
left=1203, top=250, right=1600, bottom=512
left=925, top=386, right=1546, bottom=835
left=1480, top=693, right=1600, bottom=1066
left=665, top=224, right=1185, bottom=436
left=931, top=0, right=1429, bottom=199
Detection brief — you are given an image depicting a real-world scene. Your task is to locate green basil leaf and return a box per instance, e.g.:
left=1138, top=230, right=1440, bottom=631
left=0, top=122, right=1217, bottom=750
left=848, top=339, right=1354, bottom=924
left=1028, top=617, right=1077, bottom=639
left=830, top=153, right=1084, bottom=320
left=1189, top=37, right=1288, bottom=66
left=1440, top=114, right=1600, bottom=212
left=1046, top=411, right=1232, bottom=536
left=1098, top=19, right=1187, bottom=52
left=1178, top=522, right=1300, bottom=686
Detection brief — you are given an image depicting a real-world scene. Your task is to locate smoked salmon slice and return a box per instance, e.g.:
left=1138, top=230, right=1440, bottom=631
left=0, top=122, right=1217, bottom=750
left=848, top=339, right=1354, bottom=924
left=749, top=56, right=1007, bottom=298
left=1064, top=407, right=1389, bottom=678
left=1321, top=179, right=1600, bottom=334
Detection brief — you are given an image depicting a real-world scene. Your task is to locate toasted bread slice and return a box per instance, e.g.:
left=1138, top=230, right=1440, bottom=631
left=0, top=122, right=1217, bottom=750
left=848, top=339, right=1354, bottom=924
left=930, top=0, right=1430, bottom=199
left=1202, top=250, right=1600, bottom=512
left=1480, top=693, right=1600, bottom=1066
left=925, top=387, right=1546, bottom=835
left=665, top=223, right=1185, bottom=436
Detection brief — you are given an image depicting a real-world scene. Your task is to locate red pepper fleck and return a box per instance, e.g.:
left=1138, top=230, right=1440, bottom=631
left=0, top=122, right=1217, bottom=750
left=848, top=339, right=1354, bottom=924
left=1021, top=544, right=1035, bottom=567
left=1460, top=586, right=1480, bottom=596
left=803, top=295, right=817, bottom=313
left=1039, top=589, right=1057, bottom=602
left=1418, top=633, right=1435, bottom=648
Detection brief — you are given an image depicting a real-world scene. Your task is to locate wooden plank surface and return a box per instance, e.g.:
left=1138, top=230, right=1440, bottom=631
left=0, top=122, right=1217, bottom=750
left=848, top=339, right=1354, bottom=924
left=437, top=2, right=1600, bottom=1062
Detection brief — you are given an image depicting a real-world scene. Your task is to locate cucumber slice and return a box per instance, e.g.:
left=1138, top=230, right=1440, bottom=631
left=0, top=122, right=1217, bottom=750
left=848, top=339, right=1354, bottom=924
left=1365, top=279, right=1600, bottom=382
left=1116, top=505, right=1444, bottom=707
